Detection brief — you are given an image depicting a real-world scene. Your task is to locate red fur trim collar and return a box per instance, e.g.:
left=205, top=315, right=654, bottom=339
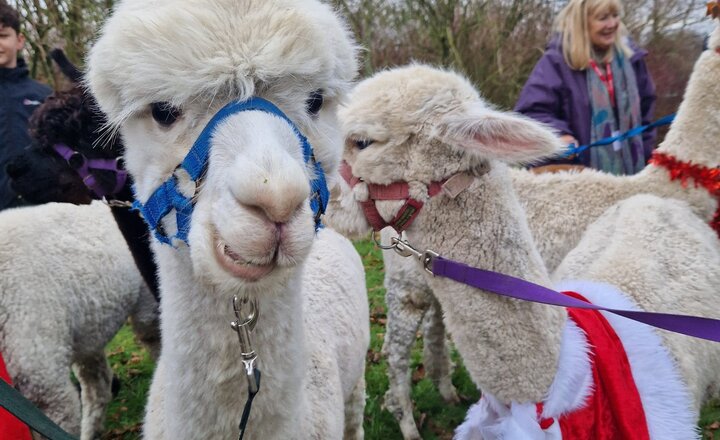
left=649, top=151, right=720, bottom=237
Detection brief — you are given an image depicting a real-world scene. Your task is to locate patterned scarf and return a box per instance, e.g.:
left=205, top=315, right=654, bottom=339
left=586, top=46, right=644, bottom=175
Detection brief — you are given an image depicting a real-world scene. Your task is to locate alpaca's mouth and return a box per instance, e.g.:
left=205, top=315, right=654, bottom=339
left=213, top=237, right=276, bottom=281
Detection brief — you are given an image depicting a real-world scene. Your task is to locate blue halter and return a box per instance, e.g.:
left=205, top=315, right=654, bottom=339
left=133, top=97, right=330, bottom=246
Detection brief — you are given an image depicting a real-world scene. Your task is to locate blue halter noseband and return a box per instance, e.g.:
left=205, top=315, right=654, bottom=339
left=133, top=97, right=330, bottom=246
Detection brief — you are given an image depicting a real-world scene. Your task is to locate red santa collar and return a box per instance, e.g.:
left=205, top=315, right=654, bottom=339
left=648, top=151, right=720, bottom=237
left=535, top=291, right=651, bottom=439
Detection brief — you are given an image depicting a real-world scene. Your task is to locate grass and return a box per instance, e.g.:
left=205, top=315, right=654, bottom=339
left=100, top=239, right=720, bottom=439
left=102, top=328, right=154, bottom=439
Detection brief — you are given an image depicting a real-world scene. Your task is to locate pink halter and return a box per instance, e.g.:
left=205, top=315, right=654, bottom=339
left=339, top=161, right=477, bottom=233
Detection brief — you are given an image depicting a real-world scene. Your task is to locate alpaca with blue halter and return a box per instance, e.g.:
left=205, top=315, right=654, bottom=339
left=88, top=1, right=370, bottom=438
left=134, top=97, right=330, bottom=246
left=131, top=96, right=333, bottom=438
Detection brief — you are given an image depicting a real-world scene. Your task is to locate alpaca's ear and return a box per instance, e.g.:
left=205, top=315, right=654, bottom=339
left=435, top=103, right=565, bottom=165
left=50, top=49, right=83, bottom=84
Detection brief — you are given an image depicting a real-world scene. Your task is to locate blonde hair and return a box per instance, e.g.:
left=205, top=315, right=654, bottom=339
left=554, top=0, right=633, bottom=70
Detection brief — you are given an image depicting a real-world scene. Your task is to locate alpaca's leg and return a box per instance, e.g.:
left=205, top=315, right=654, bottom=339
left=12, top=361, right=81, bottom=437
left=422, top=298, right=460, bottom=404
left=343, top=375, right=366, bottom=440
left=3, top=325, right=81, bottom=437
left=72, top=352, right=113, bottom=440
left=383, top=285, right=425, bottom=440
left=128, top=284, right=161, bottom=361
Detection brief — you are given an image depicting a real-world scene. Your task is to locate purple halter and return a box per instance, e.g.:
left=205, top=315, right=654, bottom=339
left=52, top=143, right=128, bottom=198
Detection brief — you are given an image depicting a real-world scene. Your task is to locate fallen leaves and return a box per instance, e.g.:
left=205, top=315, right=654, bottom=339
left=367, top=349, right=382, bottom=364
left=412, top=363, right=426, bottom=383
left=101, top=423, right=142, bottom=439
left=708, top=1, right=720, bottom=18
left=704, top=420, right=720, bottom=439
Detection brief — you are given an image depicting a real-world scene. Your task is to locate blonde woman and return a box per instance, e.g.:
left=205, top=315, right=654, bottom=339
left=515, top=0, right=656, bottom=175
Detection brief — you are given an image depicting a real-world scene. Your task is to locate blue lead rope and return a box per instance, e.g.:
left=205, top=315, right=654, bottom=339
left=133, top=97, right=329, bottom=245
left=563, top=113, right=676, bottom=158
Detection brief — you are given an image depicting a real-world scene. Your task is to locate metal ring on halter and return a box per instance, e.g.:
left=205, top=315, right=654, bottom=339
left=391, top=236, right=418, bottom=258
left=371, top=230, right=397, bottom=250
left=384, top=235, right=438, bottom=276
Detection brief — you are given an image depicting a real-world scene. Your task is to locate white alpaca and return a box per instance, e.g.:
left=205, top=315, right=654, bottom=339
left=87, top=1, right=369, bottom=439
left=327, top=24, right=720, bottom=438
left=328, top=65, right=720, bottom=438
left=456, top=194, right=720, bottom=439
left=0, top=201, right=159, bottom=440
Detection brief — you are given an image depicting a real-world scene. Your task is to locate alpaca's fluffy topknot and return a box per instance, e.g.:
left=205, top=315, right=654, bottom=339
left=87, top=0, right=359, bottom=127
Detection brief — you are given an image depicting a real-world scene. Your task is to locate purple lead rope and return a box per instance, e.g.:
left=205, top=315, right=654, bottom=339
left=432, top=256, right=720, bottom=343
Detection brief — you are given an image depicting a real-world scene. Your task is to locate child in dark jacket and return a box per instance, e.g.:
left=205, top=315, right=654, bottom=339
left=0, top=2, right=52, bottom=210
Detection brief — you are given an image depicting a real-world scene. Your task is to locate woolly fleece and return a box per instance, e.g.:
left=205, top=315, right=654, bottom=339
left=326, top=33, right=720, bottom=435
left=87, top=1, right=369, bottom=438
left=328, top=65, right=719, bottom=436
left=0, top=202, right=159, bottom=440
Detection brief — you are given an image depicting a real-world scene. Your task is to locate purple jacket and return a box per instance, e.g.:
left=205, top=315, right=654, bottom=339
left=514, top=37, right=657, bottom=167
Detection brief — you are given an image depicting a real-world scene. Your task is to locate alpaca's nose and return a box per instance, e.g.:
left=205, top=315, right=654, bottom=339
left=5, top=157, right=29, bottom=178
left=249, top=183, right=307, bottom=224
left=218, top=113, right=312, bottom=224
left=232, top=169, right=310, bottom=224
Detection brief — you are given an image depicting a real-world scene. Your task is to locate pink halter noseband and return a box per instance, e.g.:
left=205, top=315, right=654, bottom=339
left=339, top=161, right=480, bottom=233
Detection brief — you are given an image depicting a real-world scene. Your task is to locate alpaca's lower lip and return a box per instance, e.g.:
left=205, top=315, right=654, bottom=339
left=213, top=237, right=275, bottom=281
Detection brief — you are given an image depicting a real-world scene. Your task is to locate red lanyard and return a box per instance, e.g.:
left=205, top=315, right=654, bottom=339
left=589, top=60, right=615, bottom=106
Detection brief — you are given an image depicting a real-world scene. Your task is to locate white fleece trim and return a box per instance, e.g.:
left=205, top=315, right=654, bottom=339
left=455, top=321, right=590, bottom=440
left=455, top=280, right=697, bottom=440
left=556, top=280, right=698, bottom=440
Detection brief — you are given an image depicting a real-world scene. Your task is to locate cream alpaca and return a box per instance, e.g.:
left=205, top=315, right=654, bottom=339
left=327, top=65, right=720, bottom=438
left=327, top=24, right=720, bottom=438
left=0, top=202, right=159, bottom=440
left=87, top=1, right=369, bottom=438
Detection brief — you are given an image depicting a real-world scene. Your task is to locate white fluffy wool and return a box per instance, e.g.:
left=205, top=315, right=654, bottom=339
left=327, top=64, right=720, bottom=437
left=325, top=29, right=720, bottom=437
left=0, top=202, right=159, bottom=440
left=87, top=1, right=369, bottom=438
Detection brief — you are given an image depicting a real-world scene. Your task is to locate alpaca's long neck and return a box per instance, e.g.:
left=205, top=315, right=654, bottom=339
left=413, top=164, right=565, bottom=404
left=155, top=247, right=308, bottom=437
left=109, top=205, right=160, bottom=297
left=656, top=49, right=720, bottom=167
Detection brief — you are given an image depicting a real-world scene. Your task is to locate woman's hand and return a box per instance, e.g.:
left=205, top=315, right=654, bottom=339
left=560, top=134, right=579, bottom=147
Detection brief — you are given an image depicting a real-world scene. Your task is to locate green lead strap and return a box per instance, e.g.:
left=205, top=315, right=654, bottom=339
left=0, top=379, right=78, bottom=440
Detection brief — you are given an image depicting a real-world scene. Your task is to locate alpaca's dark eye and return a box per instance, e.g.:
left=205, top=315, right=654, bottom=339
left=306, top=90, right=324, bottom=116
left=151, top=102, right=181, bottom=126
left=354, top=139, right=374, bottom=150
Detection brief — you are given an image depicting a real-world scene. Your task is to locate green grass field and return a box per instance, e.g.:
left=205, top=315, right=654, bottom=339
left=101, top=240, right=720, bottom=439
